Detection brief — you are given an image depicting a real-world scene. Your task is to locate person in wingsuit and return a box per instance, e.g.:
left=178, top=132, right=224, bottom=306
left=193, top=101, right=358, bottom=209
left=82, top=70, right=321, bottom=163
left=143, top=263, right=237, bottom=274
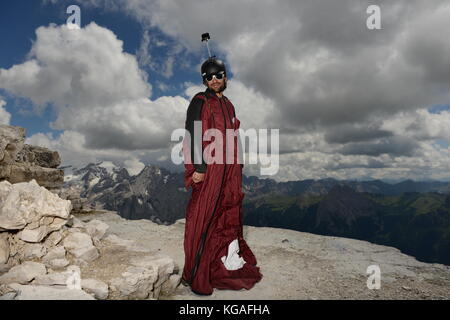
left=181, top=57, right=263, bottom=295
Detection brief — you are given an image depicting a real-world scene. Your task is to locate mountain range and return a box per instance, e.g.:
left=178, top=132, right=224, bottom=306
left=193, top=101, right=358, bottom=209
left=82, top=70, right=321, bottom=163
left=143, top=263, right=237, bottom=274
left=60, top=162, right=450, bottom=265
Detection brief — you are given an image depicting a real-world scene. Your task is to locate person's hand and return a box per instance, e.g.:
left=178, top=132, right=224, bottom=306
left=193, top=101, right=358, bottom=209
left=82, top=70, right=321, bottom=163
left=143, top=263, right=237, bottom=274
left=192, top=171, right=205, bottom=184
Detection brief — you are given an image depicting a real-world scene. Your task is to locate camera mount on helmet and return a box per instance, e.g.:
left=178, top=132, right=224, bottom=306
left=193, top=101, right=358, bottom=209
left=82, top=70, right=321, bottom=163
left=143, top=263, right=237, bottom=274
left=201, top=33, right=212, bottom=58
left=201, top=32, right=226, bottom=81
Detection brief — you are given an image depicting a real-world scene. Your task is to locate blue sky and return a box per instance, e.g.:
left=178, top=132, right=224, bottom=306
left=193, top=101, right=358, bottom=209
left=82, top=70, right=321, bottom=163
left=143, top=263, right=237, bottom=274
left=0, top=1, right=221, bottom=137
left=1, top=1, right=450, bottom=182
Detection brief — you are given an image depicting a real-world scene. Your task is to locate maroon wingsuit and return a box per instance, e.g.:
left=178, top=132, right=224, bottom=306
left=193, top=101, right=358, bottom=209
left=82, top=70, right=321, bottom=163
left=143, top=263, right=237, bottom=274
left=182, top=89, right=263, bottom=295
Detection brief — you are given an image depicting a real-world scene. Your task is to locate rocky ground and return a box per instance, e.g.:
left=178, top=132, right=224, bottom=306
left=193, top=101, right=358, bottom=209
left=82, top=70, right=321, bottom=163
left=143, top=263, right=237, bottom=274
left=0, top=180, right=180, bottom=300
left=80, top=210, right=450, bottom=300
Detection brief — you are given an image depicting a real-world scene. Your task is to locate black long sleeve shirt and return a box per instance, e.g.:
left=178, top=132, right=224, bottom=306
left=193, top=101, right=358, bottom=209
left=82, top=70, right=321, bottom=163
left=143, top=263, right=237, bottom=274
left=185, top=97, right=207, bottom=173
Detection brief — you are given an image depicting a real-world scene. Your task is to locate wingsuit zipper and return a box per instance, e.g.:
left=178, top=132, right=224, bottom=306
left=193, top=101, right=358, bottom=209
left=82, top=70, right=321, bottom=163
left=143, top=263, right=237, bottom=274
left=188, top=96, right=229, bottom=286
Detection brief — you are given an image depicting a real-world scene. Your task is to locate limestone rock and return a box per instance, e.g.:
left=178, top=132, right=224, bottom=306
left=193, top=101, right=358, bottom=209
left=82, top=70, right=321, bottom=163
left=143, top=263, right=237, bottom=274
left=42, top=246, right=66, bottom=262
left=110, top=265, right=158, bottom=299
left=0, top=291, right=17, bottom=300
left=81, top=278, right=109, bottom=300
left=63, top=232, right=99, bottom=262
left=161, top=274, right=181, bottom=295
left=0, top=125, right=25, bottom=165
left=0, top=284, right=18, bottom=300
left=32, top=265, right=81, bottom=286
left=0, top=261, right=47, bottom=285
left=15, top=144, right=61, bottom=169
left=63, top=231, right=91, bottom=249
left=48, top=259, right=70, bottom=269
left=0, top=163, right=64, bottom=189
left=57, top=187, right=92, bottom=213
left=22, top=243, right=47, bottom=260
left=0, top=179, right=72, bottom=234
left=0, top=180, right=25, bottom=230
left=33, top=272, right=70, bottom=286
left=131, top=255, right=175, bottom=290
left=0, top=233, right=9, bottom=264
left=0, top=263, right=10, bottom=273
left=42, top=246, right=69, bottom=268
left=85, top=220, right=109, bottom=240
left=19, top=217, right=67, bottom=243
left=4, top=236, right=20, bottom=264
left=0, top=181, right=12, bottom=207
left=43, top=230, right=63, bottom=247
left=18, top=227, right=49, bottom=243
left=19, top=220, right=67, bottom=244
left=103, top=234, right=135, bottom=247
left=0, top=125, right=63, bottom=190
left=65, top=216, right=85, bottom=229
left=8, top=283, right=95, bottom=300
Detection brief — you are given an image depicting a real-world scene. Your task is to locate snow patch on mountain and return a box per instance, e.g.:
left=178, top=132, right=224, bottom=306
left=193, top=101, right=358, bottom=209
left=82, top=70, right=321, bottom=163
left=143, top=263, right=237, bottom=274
left=98, top=161, right=117, bottom=175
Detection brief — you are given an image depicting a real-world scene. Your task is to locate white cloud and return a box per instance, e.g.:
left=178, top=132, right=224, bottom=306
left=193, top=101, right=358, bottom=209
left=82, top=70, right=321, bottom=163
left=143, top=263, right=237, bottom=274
left=156, top=81, right=171, bottom=92
left=136, top=29, right=152, bottom=69
left=74, top=1, right=450, bottom=131
left=382, top=109, right=450, bottom=141
left=0, top=22, right=189, bottom=151
left=123, top=158, right=145, bottom=176
left=12, top=1, right=450, bottom=181
left=0, top=22, right=151, bottom=109
left=97, top=160, right=117, bottom=174
left=0, top=99, right=11, bottom=125
left=25, top=130, right=167, bottom=173
left=161, top=56, right=174, bottom=78
left=250, top=141, right=450, bottom=182
left=0, top=22, right=192, bottom=172
left=47, top=95, right=188, bottom=150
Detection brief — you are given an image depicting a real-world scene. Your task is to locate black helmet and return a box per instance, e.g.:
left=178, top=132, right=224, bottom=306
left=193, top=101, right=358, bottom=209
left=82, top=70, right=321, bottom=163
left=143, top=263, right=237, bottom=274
left=201, top=57, right=226, bottom=79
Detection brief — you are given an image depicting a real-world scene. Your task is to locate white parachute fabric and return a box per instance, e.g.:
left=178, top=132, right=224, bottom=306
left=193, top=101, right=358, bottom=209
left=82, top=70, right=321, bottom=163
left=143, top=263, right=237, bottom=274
left=221, top=238, right=246, bottom=270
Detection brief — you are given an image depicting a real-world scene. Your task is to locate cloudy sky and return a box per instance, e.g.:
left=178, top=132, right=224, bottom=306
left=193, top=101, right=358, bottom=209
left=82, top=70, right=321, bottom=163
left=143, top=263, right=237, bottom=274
left=1, top=0, right=450, bottom=182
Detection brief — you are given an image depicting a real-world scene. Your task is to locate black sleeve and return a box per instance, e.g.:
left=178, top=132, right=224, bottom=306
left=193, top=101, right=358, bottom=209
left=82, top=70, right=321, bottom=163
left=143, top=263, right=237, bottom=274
left=185, top=97, right=207, bottom=173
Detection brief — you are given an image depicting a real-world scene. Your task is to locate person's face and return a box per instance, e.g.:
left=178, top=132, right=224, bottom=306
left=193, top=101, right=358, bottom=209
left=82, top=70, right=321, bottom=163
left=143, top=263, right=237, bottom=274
left=205, top=73, right=227, bottom=93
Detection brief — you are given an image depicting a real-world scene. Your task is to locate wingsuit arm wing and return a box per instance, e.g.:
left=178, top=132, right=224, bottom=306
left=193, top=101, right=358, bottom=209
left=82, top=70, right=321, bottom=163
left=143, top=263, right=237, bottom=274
left=227, top=98, right=244, bottom=169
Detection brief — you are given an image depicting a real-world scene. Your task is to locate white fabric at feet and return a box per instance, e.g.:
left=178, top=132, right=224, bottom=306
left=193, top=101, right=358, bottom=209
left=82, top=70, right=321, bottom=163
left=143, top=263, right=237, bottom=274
left=221, top=238, right=246, bottom=270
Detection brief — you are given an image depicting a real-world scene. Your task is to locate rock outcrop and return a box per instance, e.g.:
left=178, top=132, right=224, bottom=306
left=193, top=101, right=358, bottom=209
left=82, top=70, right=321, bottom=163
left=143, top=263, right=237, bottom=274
left=16, top=144, right=61, bottom=169
left=0, top=125, right=94, bottom=213
left=0, top=179, right=182, bottom=300
left=55, top=185, right=95, bottom=214
left=0, top=179, right=71, bottom=240
left=0, top=125, right=64, bottom=189
left=0, top=125, right=25, bottom=165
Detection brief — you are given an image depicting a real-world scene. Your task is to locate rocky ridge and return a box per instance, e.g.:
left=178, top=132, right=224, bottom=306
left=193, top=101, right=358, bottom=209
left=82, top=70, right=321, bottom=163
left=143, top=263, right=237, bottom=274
left=0, top=125, right=181, bottom=300
left=0, top=125, right=63, bottom=190
left=0, top=179, right=181, bottom=300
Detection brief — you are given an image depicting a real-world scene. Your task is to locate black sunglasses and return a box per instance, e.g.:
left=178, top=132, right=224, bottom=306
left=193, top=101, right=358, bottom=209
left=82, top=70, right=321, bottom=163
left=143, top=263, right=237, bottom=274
left=204, top=71, right=225, bottom=81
